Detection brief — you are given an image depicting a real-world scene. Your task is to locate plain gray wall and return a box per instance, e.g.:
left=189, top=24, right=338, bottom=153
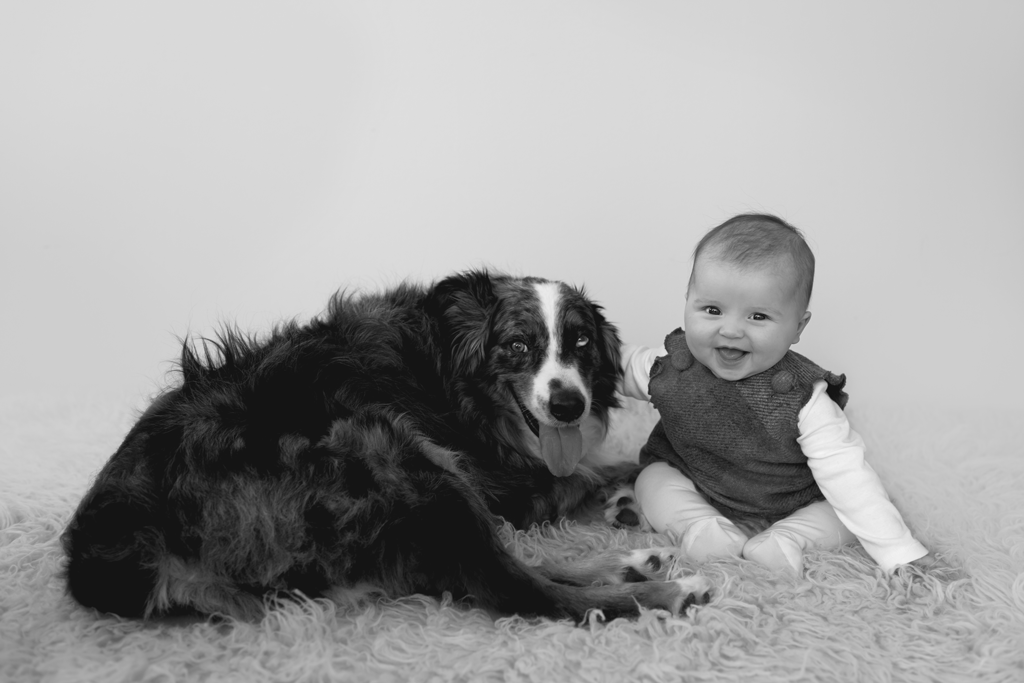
left=2, top=2, right=1022, bottom=416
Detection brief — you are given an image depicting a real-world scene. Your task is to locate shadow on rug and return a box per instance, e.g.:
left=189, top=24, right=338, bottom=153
left=1, top=394, right=1022, bottom=682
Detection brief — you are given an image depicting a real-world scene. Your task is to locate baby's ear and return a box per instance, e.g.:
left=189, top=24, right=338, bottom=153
left=793, top=310, right=812, bottom=343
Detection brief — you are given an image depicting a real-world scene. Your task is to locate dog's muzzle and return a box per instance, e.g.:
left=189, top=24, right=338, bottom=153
left=511, top=390, right=585, bottom=478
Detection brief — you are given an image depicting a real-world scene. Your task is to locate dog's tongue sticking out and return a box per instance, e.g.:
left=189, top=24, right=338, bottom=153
left=538, top=425, right=584, bottom=477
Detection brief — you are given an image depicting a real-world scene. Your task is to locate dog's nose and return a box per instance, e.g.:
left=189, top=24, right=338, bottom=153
left=549, top=389, right=585, bottom=423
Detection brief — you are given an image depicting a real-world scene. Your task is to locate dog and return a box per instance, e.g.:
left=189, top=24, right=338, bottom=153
left=62, top=270, right=711, bottom=622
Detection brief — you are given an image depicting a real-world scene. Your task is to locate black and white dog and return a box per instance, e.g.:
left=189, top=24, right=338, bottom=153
left=62, top=270, right=710, bottom=622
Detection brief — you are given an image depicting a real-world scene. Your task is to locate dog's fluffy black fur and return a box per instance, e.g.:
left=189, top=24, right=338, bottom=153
left=62, top=270, right=709, bottom=622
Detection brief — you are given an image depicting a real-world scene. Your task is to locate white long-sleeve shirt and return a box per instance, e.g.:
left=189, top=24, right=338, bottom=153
left=622, top=344, right=928, bottom=572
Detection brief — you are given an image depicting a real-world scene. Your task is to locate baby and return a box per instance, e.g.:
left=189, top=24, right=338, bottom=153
left=618, top=213, right=932, bottom=575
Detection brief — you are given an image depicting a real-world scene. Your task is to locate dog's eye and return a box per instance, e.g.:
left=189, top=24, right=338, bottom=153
left=576, top=335, right=589, bottom=348
left=511, top=341, right=529, bottom=353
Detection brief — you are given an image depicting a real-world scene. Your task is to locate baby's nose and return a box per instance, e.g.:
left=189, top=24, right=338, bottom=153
left=719, top=321, right=744, bottom=338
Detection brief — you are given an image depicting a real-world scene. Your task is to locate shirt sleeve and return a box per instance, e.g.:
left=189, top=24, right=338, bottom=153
left=798, top=381, right=929, bottom=572
left=619, top=344, right=666, bottom=401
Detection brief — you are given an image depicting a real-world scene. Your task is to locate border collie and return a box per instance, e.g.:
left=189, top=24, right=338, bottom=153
left=62, top=270, right=710, bottom=622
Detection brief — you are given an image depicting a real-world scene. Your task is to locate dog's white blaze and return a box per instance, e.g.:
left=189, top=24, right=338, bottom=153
left=529, top=281, right=590, bottom=425
left=537, top=281, right=561, bottom=374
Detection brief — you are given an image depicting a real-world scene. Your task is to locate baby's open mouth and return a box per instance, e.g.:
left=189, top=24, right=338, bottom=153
left=716, top=347, right=747, bottom=362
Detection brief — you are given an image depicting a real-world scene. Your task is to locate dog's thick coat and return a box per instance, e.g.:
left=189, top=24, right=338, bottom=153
left=62, top=271, right=708, bottom=622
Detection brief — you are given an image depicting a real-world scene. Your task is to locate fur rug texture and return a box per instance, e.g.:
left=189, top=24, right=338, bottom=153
left=2, top=392, right=1022, bottom=683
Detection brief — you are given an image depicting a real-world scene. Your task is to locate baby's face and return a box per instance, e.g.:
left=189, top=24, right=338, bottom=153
left=684, top=256, right=811, bottom=381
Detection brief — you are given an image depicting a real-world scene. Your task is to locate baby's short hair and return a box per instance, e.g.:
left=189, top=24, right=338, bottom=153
left=691, top=213, right=815, bottom=308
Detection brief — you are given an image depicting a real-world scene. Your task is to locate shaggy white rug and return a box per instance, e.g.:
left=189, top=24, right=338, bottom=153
left=2, top=392, right=1022, bottom=683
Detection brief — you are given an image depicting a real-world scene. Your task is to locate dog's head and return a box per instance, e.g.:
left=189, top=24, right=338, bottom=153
left=428, top=270, right=622, bottom=476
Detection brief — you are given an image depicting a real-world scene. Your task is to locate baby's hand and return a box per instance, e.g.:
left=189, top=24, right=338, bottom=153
left=908, top=554, right=942, bottom=571
left=898, top=553, right=964, bottom=581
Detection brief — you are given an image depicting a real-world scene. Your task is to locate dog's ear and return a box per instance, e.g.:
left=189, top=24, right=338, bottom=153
left=589, top=300, right=623, bottom=407
left=426, top=270, right=499, bottom=376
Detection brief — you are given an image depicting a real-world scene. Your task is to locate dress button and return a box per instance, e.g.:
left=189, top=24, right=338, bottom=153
left=771, top=370, right=798, bottom=394
left=670, top=350, right=693, bottom=371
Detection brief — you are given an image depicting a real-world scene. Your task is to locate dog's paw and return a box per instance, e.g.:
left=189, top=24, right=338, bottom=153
left=604, top=485, right=651, bottom=531
left=619, top=547, right=678, bottom=583
left=626, top=574, right=713, bottom=617
left=672, top=575, right=713, bottom=612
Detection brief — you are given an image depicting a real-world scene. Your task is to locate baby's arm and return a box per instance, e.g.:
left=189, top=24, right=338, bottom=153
left=619, top=344, right=666, bottom=401
left=798, top=383, right=929, bottom=572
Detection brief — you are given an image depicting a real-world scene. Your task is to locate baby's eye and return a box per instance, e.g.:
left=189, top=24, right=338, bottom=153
left=750, top=313, right=768, bottom=321
left=576, top=334, right=590, bottom=348
left=703, top=306, right=721, bottom=316
left=511, top=341, right=529, bottom=353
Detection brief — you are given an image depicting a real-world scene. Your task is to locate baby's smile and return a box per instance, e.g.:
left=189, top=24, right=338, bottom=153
left=716, top=346, right=748, bottom=363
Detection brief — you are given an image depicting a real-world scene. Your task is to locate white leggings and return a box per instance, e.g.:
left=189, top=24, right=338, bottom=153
left=635, top=462, right=856, bottom=571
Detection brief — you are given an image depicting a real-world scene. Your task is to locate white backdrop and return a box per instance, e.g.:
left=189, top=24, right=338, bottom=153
left=2, top=2, right=1022, bottom=415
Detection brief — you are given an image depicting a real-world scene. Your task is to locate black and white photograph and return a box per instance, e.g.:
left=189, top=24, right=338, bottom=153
left=2, top=3, right=1022, bottom=681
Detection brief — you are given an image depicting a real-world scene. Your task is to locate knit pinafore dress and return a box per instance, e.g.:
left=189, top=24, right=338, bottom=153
left=640, top=328, right=848, bottom=524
